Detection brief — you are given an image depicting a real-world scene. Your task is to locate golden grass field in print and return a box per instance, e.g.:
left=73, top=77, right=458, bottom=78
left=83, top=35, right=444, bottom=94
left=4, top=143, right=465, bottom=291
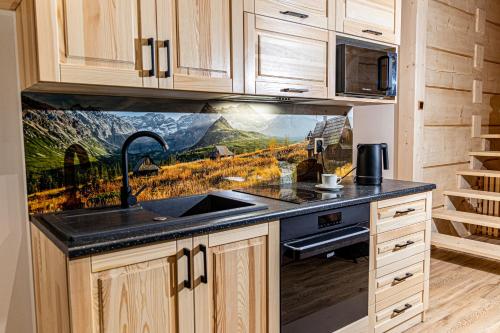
left=28, top=143, right=309, bottom=213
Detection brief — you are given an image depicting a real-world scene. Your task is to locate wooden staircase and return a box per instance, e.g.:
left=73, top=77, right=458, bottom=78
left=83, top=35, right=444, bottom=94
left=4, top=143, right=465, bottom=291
left=432, top=116, right=500, bottom=261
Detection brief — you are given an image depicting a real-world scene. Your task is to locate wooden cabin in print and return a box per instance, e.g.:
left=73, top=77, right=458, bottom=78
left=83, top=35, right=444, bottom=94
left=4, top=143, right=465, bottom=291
left=133, top=156, right=160, bottom=177
left=307, top=116, right=353, bottom=169
left=210, top=145, right=235, bottom=160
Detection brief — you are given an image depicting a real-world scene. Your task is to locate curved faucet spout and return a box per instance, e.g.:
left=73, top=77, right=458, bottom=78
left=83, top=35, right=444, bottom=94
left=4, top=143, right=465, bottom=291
left=121, top=131, right=169, bottom=208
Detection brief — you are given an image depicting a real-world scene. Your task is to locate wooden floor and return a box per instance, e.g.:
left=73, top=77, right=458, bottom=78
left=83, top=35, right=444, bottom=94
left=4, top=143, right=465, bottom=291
left=407, top=248, right=500, bottom=333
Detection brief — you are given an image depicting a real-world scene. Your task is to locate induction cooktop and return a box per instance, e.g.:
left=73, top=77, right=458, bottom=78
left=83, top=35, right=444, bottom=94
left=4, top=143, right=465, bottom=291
left=235, top=183, right=342, bottom=204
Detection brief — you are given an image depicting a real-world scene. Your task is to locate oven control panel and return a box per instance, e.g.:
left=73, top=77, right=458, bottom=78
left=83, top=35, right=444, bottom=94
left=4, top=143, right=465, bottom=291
left=318, top=212, right=342, bottom=229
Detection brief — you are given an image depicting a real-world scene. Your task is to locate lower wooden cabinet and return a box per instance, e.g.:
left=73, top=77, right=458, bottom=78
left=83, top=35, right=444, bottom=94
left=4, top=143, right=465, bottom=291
left=31, top=221, right=279, bottom=333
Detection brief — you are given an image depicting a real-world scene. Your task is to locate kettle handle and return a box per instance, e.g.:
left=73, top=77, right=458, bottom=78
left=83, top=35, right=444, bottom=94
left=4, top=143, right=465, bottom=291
left=381, top=143, right=389, bottom=170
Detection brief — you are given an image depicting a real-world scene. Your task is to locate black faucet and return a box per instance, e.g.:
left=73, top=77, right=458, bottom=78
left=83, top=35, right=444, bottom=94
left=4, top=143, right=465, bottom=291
left=121, top=131, right=168, bottom=208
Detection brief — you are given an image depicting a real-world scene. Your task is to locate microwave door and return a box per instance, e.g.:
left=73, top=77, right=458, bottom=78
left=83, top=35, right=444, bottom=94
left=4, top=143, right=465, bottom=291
left=343, top=46, right=387, bottom=97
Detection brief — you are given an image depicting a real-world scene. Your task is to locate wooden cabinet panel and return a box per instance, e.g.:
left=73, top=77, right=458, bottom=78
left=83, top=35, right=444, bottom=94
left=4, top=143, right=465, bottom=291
left=336, top=0, right=401, bottom=44
left=58, top=0, right=154, bottom=87
left=255, top=0, right=330, bottom=28
left=169, top=0, right=244, bottom=92
left=246, top=14, right=334, bottom=98
left=93, top=258, right=177, bottom=333
left=211, top=236, right=268, bottom=332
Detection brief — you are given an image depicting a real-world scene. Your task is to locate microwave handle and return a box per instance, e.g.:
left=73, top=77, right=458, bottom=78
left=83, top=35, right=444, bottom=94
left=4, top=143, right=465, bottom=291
left=377, top=55, right=390, bottom=92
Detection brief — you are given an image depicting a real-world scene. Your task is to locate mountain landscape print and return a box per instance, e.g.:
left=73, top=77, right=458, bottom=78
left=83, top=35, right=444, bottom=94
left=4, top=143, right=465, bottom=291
left=23, top=102, right=352, bottom=213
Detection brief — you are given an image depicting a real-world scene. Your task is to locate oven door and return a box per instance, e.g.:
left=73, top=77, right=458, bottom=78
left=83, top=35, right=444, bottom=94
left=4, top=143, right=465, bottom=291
left=337, top=44, right=397, bottom=98
left=280, top=225, right=369, bottom=333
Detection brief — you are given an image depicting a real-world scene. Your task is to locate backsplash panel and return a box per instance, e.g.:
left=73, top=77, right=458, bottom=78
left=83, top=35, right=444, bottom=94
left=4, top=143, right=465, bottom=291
left=23, top=100, right=352, bottom=213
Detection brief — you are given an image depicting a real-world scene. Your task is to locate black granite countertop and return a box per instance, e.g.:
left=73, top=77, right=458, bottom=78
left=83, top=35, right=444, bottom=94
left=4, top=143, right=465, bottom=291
left=31, top=178, right=435, bottom=258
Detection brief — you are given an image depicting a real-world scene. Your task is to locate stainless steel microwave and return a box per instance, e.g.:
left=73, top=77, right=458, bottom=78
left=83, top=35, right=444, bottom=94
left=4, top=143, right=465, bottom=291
left=336, top=44, right=397, bottom=98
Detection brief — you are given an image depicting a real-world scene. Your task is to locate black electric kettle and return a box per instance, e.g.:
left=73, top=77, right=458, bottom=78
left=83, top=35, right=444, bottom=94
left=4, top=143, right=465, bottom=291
left=355, top=143, right=389, bottom=185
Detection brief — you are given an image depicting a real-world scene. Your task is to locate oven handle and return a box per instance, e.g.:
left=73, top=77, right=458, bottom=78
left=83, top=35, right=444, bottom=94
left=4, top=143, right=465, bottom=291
left=283, top=226, right=369, bottom=260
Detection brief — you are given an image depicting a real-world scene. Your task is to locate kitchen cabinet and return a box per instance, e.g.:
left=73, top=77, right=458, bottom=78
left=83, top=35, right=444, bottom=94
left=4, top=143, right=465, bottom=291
left=22, top=0, right=159, bottom=88
left=164, top=0, right=244, bottom=92
left=368, top=192, right=432, bottom=333
left=244, top=14, right=335, bottom=98
left=17, top=0, right=243, bottom=93
left=30, top=221, right=278, bottom=333
left=335, top=0, right=401, bottom=45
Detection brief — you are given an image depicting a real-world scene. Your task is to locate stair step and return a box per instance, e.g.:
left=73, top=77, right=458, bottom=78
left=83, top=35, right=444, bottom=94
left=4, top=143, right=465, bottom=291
left=433, top=208, right=500, bottom=228
left=443, top=189, right=500, bottom=201
left=469, top=151, right=500, bottom=157
left=431, top=232, right=500, bottom=261
left=480, top=134, right=500, bottom=139
left=456, top=169, right=500, bottom=178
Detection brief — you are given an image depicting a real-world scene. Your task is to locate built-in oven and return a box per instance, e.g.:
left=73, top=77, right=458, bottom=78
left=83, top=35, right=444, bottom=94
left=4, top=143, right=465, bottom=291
left=336, top=43, right=397, bottom=99
left=280, top=204, right=370, bottom=333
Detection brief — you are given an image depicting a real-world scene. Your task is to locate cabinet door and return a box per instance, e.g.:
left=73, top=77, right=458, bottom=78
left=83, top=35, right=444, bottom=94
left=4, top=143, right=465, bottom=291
left=93, top=257, right=177, bottom=333
left=245, top=14, right=334, bottom=98
left=165, top=0, right=244, bottom=93
left=212, top=236, right=268, bottom=332
left=193, top=223, right=279, bottom=333
left=336, top=0, right=401, bottom=44
left=57, top=0, right=157, bottom=87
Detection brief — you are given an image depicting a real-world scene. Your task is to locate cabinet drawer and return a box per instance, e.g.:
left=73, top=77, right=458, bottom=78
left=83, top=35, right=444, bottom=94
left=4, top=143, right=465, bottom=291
left=376, top=230, right=425, bottom=268
left=375, top=292, right=424, bottom=333
left=376, top=195, right=428, bottom=234
left=376, top=261, right=424, bottom=302
left=255, top=81, right=327, bottom=98
left=255, top=0, right=328, bottom=28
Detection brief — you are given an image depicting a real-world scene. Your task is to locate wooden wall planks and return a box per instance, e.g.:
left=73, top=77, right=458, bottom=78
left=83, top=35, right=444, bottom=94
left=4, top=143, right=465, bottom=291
left=423, top=0, right=500, bottom=207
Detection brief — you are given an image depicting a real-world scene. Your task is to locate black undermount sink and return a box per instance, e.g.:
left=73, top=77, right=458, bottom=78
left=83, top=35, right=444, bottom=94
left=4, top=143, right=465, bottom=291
left=40, top=193, right=268, bottom=242
left=141, top=194, right=267, bottom=220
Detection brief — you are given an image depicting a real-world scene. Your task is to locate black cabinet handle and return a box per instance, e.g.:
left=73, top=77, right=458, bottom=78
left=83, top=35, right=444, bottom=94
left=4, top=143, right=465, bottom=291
left=281, top=88, right=309, bottom=93
left=200, top=244, right=208, bottom=284
left=393, top=303, right=412, bottom=315
left=279, top=10, right=309, bottom=19
left=362, top=29, right=383, bottom=36
left=394, top=207, right=416, bottom=216
left=394, top=240, right=415, bottom=250
left=139, top=38, right=155, bottom=77
left=182, top=248, right=192, bottom=289
left=393, top=272, right=414, bottom=283
left=157, top=40, right=171, bottom=78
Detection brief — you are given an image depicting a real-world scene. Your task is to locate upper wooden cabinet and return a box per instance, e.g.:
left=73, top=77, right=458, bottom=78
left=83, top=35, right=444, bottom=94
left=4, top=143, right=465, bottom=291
left=164, top=0, right=244, bottom=93
left=17, top=0, right=244, bottom=92
left=245, top=14, right=335, bottom=98
left=254, top=0, right=335, bottom=29
left=335, top=0, right=401, bottom=45
left=24, top=0, right=159, bottom=88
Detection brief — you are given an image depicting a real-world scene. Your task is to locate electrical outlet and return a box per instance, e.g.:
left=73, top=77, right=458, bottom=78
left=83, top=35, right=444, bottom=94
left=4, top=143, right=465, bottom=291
left=314, top=138, right=324, bottom=154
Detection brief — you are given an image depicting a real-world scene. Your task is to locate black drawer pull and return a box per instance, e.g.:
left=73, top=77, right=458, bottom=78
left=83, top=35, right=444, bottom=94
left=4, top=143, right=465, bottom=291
left=280, top=10, right=309, bottom=19
left=394, top=240, right=414, bottom=250
left=362, top=29, right=383, bottom=36
left=182, top=248, right=192, bottom=289
left=393, top=272, right=414, bottom=283
left=200, top=244, right=208, bottom=284
left=281, top=88, right=309, bottom=93
left=393, top=303, right=412, bottom=315
left=394, top=207, right=416, bottom=216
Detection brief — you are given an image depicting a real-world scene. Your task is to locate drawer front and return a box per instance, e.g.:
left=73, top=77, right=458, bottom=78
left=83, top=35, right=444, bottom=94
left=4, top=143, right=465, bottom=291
left=376, top=194, right=429, bottom=234
left=376, top=261, right=425, bottom=302
left=255, top=81, right=327, bottom=98
left=375, top=292, right=424, bottom=333
left=255, top=0, right=328, bottom=28
left=376, top=231, right=425, bottom=268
